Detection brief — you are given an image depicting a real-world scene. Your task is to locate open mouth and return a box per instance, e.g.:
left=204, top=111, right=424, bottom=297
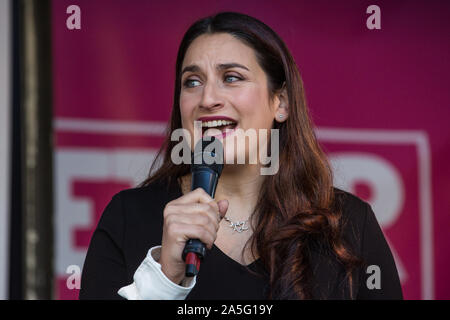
left=201, top=119, right=238, bottom=138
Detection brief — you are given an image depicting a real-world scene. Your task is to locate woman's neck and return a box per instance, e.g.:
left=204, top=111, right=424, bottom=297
left=181, top=164, right=264, bottom=220
left=215, top=164, right=263, bottom=198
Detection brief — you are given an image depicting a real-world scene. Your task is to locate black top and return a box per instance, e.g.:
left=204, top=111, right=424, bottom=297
left=79, top=178, right=403, bottom=300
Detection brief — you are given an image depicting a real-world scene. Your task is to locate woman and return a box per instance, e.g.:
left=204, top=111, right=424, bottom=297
left=79, top=11, right=402, bottom=300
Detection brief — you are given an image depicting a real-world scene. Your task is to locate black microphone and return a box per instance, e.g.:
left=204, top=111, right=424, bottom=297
left=182, top=137, right=224, bottom=277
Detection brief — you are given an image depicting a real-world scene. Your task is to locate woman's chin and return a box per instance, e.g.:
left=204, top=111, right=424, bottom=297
left=223, top=152, right=259, bottom=166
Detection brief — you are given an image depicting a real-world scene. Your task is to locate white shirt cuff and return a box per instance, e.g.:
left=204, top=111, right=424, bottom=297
left=117, top=245, right=196, bottom=300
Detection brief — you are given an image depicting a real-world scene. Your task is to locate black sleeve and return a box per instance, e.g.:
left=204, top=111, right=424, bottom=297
left=357, top=203, right=403, bottom=299
left=79, top=193, right=127, bottom=300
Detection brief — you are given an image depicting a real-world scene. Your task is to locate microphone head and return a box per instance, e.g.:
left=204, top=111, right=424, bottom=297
left=191, top=137, right=224, bottom=177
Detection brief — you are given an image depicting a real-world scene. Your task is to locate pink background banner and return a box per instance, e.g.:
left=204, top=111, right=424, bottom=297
left=52, top=0, right=450, bottom=299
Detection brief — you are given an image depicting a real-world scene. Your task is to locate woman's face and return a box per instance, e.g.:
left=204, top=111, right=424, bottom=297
left=179, top=33, right=286, bottom=165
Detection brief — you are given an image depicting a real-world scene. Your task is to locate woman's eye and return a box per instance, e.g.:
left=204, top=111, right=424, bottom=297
left=184, top=79, right=201, bottom=88
left=224, top=75, right=241, bottom=83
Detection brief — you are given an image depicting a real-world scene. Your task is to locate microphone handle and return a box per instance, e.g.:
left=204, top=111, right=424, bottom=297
left=182, top=168, right=219, bottom=277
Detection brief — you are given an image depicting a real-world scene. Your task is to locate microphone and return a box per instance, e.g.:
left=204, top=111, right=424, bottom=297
left=182, top=137, right=224, bottom=277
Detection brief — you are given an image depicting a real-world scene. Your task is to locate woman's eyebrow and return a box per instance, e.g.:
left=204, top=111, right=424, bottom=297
left=181, top=65, right=200, bottom=75
left=217, top=63, right=249, bottom=72
left=181, top=63, right=249, bottom=75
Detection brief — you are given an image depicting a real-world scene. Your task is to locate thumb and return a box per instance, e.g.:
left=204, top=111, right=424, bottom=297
left=217, top=199, right=229, bottom=219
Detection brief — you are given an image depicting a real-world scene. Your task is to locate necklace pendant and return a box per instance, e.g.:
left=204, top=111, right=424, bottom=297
left=225, top=217, right=249, bottom=233
left=233, top=221, right=249, bottom=233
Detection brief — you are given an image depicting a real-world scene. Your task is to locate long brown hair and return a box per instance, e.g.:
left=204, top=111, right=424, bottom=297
left=141, top=11, right=361, bottom=299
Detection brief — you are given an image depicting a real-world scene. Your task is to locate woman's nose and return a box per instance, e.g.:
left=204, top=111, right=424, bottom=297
left=199, top=81, right=224, bottom=110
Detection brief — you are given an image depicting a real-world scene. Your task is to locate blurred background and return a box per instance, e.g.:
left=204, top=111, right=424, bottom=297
left=0, top=0, right=449, bottom=300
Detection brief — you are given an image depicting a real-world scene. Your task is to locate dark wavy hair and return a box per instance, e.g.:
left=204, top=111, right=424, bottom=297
left=141, top=11, right=361, bottom=299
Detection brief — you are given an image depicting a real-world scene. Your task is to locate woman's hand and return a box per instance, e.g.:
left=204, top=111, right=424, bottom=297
left=159, top=187, right=229, bottom=285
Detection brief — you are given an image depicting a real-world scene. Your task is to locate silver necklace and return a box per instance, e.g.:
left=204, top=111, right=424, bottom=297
left=224, top=216, right=249, bottom=233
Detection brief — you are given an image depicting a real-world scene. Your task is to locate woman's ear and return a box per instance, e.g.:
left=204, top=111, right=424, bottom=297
left=274, top=83, right=288, bottom=123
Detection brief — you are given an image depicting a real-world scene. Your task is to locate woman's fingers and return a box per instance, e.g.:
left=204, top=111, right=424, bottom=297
left=167, top=222, right=217, bottom=249
left=171, top=187, right=220, bottom=211
left=165, top=210, right=219, bottom=235
left=217, top=199, right=229, bottom=219
left=165, top=191, right=222, bottom=225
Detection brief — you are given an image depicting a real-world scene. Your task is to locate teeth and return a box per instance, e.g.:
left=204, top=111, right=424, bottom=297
left=201, top=120, right=236, bottom=128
